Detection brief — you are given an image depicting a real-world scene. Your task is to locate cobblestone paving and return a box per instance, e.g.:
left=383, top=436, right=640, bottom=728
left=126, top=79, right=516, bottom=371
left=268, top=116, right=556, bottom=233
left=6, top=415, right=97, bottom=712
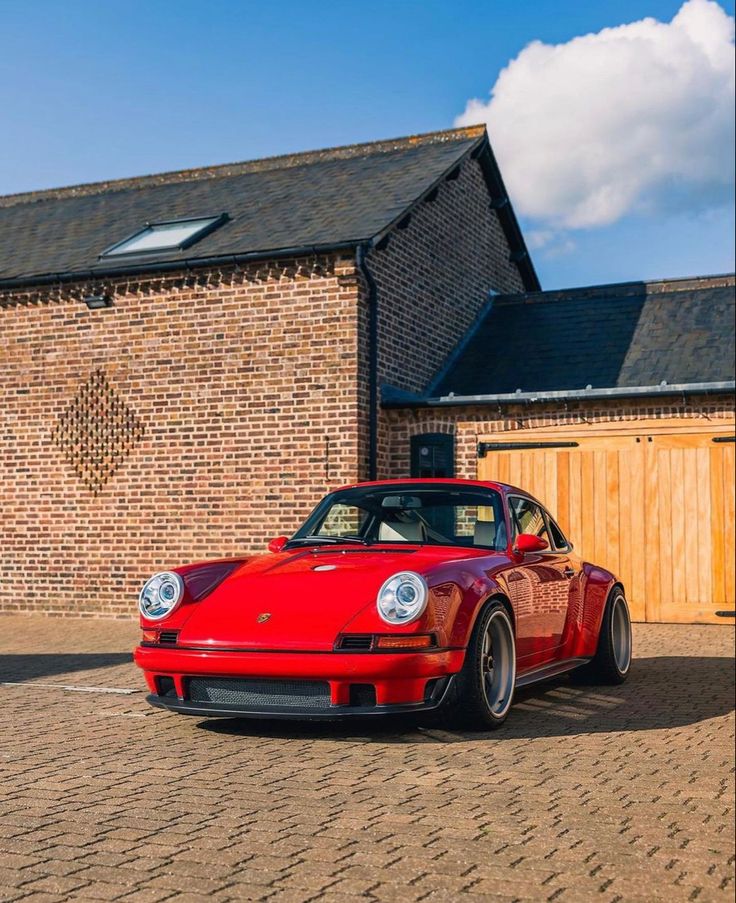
left=0, top=617, right=733, bottom=903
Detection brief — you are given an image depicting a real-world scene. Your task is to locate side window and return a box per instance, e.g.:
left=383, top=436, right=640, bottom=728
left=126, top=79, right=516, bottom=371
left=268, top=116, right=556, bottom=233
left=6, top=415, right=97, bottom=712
left=509, top=497, right=550, bottom=545
left=547, top=516, right=570, bottom=551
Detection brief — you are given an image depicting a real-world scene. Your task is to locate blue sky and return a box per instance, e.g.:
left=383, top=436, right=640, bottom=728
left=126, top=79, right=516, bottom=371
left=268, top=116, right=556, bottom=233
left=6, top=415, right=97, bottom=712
left=1, top=0, right=734, bottom=289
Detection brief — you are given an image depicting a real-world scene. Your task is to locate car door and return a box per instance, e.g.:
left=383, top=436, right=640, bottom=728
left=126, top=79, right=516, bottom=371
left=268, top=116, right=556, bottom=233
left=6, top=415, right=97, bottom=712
left=506, top=495, right=573, bottom=662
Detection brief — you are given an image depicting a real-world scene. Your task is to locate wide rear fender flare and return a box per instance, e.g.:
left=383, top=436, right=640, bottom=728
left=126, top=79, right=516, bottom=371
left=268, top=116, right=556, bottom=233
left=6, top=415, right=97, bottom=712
left=581, top=563, right=623, bottom=637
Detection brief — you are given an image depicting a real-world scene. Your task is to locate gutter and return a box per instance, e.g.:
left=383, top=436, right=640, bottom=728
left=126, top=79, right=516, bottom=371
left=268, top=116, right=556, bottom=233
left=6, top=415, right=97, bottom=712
left=382, top=381, right=736, bottom=409
left=356, top=244, right=379, bottom=481
left=0, top=240, right=361, bottom=291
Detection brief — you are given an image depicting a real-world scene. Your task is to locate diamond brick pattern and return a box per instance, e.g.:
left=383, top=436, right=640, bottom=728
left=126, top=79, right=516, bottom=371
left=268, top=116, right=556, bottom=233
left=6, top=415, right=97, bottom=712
left=51, top=369, right=144, bottom=495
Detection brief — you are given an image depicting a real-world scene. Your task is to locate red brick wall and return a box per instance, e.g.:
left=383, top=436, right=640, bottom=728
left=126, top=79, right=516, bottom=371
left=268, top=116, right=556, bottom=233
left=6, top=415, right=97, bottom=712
left=0, top=156, right=532, bottom=618
left=0, top=256, right=362, bottom=617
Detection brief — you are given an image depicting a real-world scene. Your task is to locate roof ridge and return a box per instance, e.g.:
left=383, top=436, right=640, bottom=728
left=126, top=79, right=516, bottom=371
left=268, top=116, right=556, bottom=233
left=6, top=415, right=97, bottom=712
left=493, top=273, right=735, bottom=304
left=0, top=125, right=486, bottom=209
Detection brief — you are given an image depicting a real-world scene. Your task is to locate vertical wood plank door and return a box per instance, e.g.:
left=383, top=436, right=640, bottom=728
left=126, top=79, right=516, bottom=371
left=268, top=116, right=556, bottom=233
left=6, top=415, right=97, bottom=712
left=477, top=421, right=735, bottom=624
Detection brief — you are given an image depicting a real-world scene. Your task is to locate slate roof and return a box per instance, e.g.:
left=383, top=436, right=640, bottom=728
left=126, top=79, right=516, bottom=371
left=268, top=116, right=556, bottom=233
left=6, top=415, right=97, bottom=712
left=412, top=275, right=736, bottom=400
left=0, top=126, right=538, bottom=290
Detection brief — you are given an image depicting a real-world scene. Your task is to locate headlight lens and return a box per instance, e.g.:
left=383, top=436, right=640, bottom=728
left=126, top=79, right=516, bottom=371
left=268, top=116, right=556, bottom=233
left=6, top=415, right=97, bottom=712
left=139, top=571, right=184, bottom=620
left=376, top=571, right=428, bottom=625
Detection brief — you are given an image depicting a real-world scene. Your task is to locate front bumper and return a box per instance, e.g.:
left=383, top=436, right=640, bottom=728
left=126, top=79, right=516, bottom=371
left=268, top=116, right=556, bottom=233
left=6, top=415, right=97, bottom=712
left=134, top=644, right=464, bottom=719
left=145, top=676, right=455, bottom=720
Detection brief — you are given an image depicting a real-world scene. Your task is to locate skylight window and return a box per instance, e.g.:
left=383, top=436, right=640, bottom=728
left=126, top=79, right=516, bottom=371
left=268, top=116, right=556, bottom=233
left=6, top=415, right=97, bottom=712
left=100, top=214, right=228, bottom=257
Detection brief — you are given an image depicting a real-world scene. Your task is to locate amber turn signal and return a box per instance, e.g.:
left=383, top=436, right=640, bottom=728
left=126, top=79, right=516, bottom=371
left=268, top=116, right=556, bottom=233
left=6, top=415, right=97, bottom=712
left=141, top=629, right=159, bottom=643
left=375, top=634, right=433, bottom=650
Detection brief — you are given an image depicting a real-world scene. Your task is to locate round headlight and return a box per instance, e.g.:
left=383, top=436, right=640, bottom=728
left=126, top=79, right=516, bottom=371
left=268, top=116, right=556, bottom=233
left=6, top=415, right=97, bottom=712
left=376, top=571, right=428, bottom=625
left=139, top=571, right=184, bottom=620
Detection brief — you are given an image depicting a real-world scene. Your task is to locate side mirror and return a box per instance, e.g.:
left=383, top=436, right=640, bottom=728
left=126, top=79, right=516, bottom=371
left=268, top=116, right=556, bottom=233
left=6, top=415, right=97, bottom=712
left=514, top=533, right=548, bottom=554
left=268, top=536, right=289, bottom=553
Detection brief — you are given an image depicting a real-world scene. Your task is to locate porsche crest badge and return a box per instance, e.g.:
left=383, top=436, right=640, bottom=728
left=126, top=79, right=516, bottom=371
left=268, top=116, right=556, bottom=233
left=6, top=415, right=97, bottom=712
left=256, top=612, right=271, bottom=623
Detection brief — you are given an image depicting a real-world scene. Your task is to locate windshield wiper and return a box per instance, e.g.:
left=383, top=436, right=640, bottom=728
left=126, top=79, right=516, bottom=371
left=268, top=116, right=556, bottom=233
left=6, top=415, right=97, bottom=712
left=285, top=535, right=371, bottom=548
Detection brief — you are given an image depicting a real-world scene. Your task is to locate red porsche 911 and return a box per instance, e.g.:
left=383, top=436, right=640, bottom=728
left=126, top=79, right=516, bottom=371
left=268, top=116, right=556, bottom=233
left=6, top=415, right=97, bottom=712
left=134, top=479, right=632, bottom=729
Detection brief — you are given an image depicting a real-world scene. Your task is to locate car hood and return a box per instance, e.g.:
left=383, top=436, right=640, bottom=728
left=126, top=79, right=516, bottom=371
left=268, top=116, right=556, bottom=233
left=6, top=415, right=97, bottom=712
left=176, top=545, right=480, bottom=651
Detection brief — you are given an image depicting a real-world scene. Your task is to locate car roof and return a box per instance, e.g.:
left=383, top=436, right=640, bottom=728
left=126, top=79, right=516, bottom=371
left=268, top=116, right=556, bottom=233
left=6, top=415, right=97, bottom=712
left=334, top=477, right=530, bottom=497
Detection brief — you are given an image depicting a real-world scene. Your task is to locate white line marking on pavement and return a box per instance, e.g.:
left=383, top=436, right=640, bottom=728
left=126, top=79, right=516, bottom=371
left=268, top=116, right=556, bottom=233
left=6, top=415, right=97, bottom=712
left=91, top=711, right=151, bottom=717
left=0, top=681, right=140, bottom=695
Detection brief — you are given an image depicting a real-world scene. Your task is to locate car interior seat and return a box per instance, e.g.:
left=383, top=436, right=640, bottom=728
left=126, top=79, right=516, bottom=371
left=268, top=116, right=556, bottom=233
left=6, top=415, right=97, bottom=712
left=474, top=520, right=496, bottom=547
left=379, top=519, right=425, bottom=542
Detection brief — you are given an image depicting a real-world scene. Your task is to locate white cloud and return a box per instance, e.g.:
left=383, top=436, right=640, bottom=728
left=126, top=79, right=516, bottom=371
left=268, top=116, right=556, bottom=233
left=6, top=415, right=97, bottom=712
left=526, top=229, right=577, bottom=257
left=456, top=0, right=735, bottom=229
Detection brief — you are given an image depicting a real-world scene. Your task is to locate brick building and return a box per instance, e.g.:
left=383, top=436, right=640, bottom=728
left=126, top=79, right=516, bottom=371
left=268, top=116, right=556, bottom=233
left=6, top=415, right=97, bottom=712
left=1, top=126, right=734, bottom=621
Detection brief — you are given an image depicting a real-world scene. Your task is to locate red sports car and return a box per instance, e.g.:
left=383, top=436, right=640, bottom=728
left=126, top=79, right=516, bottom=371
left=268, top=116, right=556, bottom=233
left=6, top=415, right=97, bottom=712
left=134, top=479, right=632, bottom=729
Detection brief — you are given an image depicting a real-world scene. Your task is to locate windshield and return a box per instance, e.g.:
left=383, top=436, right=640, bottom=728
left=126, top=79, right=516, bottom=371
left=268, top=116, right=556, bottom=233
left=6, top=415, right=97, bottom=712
left=290, top=484, right=508, bottom=550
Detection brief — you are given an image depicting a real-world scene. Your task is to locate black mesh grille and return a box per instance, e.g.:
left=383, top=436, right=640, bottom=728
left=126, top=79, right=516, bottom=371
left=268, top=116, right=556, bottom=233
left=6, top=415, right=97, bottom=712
left=187, top=677, right=331, bottom=709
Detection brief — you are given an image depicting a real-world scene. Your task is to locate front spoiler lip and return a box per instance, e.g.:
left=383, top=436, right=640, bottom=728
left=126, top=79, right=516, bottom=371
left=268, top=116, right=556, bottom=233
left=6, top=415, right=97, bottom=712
left=145, top=675, right=455, bottom=721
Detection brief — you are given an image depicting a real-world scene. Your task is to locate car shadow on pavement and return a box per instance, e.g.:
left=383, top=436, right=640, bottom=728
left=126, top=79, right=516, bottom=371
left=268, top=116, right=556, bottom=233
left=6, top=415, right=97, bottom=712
left=197, top=655, right=735, bottom=743
left=0, top=653, right=133, bottom=683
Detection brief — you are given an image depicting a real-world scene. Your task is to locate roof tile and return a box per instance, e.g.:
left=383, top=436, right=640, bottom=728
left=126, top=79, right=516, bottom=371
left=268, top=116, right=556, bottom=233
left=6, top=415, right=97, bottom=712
left=0, top=128, right=484, bottom=283
left=432, top=276, right=735, bottom=394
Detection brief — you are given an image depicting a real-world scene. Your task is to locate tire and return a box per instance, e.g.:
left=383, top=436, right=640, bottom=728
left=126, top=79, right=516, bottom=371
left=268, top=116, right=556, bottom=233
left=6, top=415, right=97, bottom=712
left=570, top=589, right=632, bottom=685
left=448, top=601, right=516, bottom=730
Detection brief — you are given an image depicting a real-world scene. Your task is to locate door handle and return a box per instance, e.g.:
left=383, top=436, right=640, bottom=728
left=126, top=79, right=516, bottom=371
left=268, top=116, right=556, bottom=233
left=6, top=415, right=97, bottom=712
left=563, top=567, right=576, bottom=579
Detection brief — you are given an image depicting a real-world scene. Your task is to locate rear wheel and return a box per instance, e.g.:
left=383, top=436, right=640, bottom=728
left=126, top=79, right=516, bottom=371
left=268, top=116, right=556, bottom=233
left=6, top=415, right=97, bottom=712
left=450, top=601, right=516, bottom=729
left=571, top=589, right=632, bottom=685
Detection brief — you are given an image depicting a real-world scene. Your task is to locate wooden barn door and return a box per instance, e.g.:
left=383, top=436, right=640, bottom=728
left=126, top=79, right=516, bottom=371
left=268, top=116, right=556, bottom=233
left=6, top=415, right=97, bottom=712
left=477, top=420, right=735, bottom=624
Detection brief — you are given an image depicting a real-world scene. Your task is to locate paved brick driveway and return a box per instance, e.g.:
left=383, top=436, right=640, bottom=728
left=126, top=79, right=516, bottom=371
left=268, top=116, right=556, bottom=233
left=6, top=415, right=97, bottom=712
left=0, top=618, right=733, bottom=903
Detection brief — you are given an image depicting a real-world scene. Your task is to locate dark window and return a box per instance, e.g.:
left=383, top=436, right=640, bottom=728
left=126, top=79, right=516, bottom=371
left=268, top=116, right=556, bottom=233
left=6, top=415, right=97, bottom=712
left=410, top=433, right=455, bottom=479
left=547, top=517, right=569, bottom=551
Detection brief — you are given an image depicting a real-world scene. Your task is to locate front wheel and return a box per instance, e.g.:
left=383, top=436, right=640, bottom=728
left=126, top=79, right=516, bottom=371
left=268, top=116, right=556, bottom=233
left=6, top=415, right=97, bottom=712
left=571, top=589, right=632, bottom=685
left=450, top=601, right=516, bottom=730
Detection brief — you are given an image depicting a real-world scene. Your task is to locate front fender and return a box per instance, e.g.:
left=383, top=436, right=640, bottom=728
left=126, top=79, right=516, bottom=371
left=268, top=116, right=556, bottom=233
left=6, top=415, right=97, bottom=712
left=344, top=569, right=508, bottom=650
left=445, top=575, right=509, bottom=648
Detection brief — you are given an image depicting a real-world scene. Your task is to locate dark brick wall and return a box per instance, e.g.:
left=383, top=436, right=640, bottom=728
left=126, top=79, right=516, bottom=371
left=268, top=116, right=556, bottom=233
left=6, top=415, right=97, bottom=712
left=368, top=157, right=525, bottom=396
left=361, top=156, right=526, bottom=479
